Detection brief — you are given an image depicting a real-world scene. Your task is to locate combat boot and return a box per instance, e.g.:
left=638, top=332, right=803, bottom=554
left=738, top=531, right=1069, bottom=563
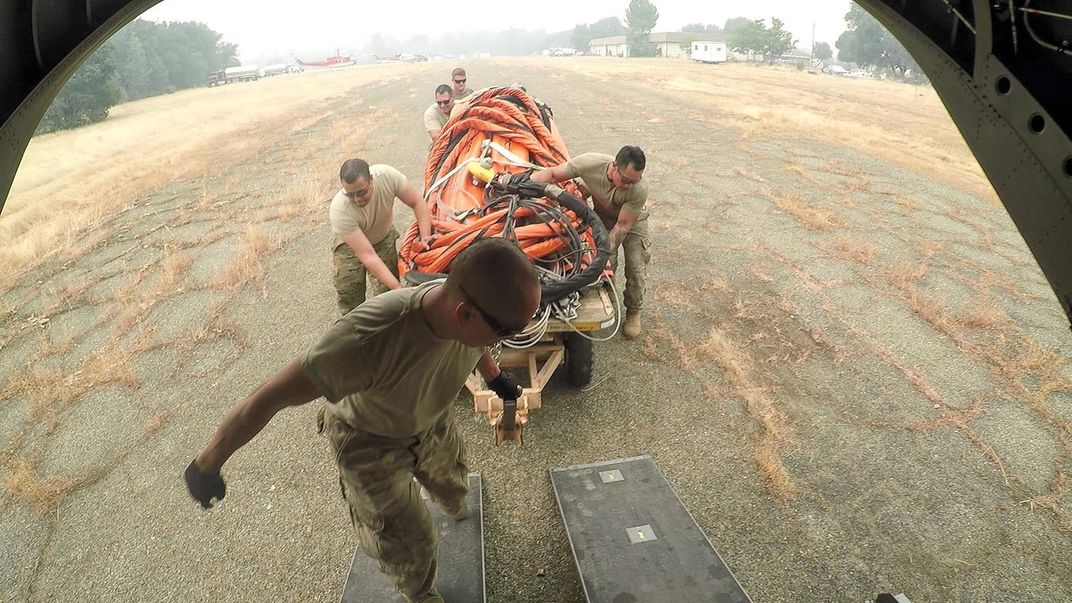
left=446, top=500, right=470, bottom=521
left=622, top=311, right=642, bottom=339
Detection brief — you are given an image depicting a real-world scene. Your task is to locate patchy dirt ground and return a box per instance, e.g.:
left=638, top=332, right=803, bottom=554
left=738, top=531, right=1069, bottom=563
left=2, top=58, right=1071, bottom=602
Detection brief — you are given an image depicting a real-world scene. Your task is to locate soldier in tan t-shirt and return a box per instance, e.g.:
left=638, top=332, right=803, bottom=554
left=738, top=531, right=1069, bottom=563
left=532, top=145, right=651, bottom=338
left=450, top=66, right=474, bottom=100
left=185, top=239, right=540, bottom=603
left=330, top=158, right=433, bottom=315
left=423, top=84, right=454, bottom=143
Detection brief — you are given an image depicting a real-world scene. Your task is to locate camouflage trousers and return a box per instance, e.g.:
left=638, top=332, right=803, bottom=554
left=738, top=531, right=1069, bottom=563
left=322, top=407, right=469, bottom=603
left=332, top=228, right=400, bottom=316
left=605, top=210, right=651, bottom=312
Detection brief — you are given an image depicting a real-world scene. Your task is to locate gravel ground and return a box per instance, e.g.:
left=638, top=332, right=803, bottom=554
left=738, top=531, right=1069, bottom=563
left=2, top=58, right=1071, bottom=603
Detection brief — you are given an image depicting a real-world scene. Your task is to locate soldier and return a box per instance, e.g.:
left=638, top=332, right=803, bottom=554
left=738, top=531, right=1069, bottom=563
left=329, top=157, right=432, bottom=315
left=450, top=67, right=473, bottom=100
left=531, top=145, right=650, bottom=338
left=185, top=238, right=539, bottom=603
left=423, top=84, right=454, bottom=143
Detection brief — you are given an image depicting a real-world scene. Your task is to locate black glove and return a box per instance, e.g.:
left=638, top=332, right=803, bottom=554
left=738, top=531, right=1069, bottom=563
left=488, top=370, right=523, bottom=401
left=495, top=171, right=548, bottom=199
left=185, top=458, right=226, bottom=509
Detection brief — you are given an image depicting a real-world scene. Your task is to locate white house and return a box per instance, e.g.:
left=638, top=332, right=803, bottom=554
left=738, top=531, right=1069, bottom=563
left=589, top=32, right=693, bottom=58
left=690, top=41, right=727, bottom=63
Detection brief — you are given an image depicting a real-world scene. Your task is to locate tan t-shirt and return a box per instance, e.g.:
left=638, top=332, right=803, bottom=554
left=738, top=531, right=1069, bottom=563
left=329, top=164, right=407, bottom=246
left=302, top=281, right=483, bottom=437
left=563, top=153, right=648, bottom=219
left=454, top=86, right=474, bottom=100
left=424, top=103, right=449, bottom=133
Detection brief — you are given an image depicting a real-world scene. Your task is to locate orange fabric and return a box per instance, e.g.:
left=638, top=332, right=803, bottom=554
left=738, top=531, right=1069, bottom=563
left=400, top=87, right=596, bottom=280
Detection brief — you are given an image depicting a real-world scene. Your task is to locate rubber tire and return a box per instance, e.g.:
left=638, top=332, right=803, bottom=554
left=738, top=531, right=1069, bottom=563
left=563, top=333, right=594, bottom=388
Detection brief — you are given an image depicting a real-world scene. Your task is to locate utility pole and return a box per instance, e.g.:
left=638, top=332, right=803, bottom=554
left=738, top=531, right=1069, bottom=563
left=810, top=21, right=816, bottom=65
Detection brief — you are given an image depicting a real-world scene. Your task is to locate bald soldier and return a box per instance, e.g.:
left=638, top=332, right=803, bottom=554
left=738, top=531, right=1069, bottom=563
left=531, top=145, right=650, bottom=338
left=185, top=238, right=539, bottom=603
left=330, top=158, right=432, bottom=315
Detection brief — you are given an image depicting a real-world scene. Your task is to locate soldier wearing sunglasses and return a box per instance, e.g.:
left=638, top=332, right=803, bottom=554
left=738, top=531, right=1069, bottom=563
left=423, top=84, right=454, bottom=143
left=450, top=66, right=473, bottom=100
left=531, top=145, right=651, bottom=339
left=329, top=158, right=433, bottom=315
left=185, top=238, right=537, bottom=603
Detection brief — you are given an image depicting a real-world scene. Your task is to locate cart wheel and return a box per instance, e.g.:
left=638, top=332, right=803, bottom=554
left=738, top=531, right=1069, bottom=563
left=564, top=333, right=593, bottom=387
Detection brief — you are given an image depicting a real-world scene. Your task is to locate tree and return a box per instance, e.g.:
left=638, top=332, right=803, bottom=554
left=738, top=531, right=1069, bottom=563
left=37, top=44, right=121, bottom=133
left=681, top=23, right=721, bottom=34
left=766, top=18, right=795, bottom=61
left=835, top=4, right=921, bottom=78
left=813, top=41, right=833, bottom=62
left=571, top=16, right=626, bottom=51
left=109, top=20, right=237, bottom=99
left=625, top=0, right=659, bottom=57
left=730, top=17, right=796, bottom=64
left=729, top=19, right=767, bottom=58
left=571, top=24, right=591, bottom=51
left=723, top=17, right=753, bottom=37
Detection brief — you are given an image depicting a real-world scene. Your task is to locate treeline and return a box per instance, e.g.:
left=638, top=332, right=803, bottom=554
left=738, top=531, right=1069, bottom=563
left=836, top=5, right=923, bottom=80
left=360, top=28, right=574, bottom=59
left=38, top=20, right=237, bottom=134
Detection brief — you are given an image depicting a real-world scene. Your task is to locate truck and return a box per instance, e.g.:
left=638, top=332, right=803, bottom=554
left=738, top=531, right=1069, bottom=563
left=207, top=65, right=260, bottom=86
left=261, top=63, right=290, bottom=77
left=691, top=41, right=728, bottom=64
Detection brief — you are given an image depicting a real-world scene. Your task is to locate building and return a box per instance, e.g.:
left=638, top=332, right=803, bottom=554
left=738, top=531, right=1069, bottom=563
left=589, top=32, right=694, bottom=58
left=589, top=35, right=628, bottom=57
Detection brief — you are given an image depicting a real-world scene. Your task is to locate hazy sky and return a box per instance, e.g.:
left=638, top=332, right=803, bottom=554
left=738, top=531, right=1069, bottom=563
left=143, top=0, right=854, bottom=61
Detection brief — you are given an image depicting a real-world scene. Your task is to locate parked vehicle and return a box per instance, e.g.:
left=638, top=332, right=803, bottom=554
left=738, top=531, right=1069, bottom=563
left=822, top=65, right=850, bottom=76
left=207, top=65, right=261, bottom=86
left=225, top=65, right=260, bottom=82
left=261, top=63, right=290, bottom=77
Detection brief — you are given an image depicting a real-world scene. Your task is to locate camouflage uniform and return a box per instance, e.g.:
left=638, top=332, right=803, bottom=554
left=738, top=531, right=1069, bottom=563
left=303, top=282, right=484, bottom=602
left=602, top=210, right=651, bottom=313
left=321, top=407, right=467, bottom=602
left=332, top=228, right=400, bottom=315
left=328, top=164, right=411, bottom=315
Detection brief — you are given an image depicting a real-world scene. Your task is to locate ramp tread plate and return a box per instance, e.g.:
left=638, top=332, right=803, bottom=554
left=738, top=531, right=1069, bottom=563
left=340, top=473, right=484, bottom=603
left=550, top=456, right=752, bottom=603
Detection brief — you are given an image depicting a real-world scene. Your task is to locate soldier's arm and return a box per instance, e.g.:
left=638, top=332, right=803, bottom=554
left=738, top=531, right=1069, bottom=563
left=397, top=182, right=432, bottom=242
left=530, top=163, right=572, bottom=184
left=475, top=350, right=502, bottom=381
left=608, top=210, right=639, bottom=250
left=341, top=231, right=402, bottom=290
left=195, top=359, right=324, bottom=473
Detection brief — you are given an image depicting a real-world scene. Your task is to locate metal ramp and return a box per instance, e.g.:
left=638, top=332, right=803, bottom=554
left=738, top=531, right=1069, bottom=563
left=550, top=456, right=752, bottom=603
left=341, top=473, right=485, bottom=602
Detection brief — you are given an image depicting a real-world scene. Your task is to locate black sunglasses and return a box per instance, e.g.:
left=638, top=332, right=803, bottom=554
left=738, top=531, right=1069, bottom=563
left=453, top=78, right=466, bottom=84
left=436, top=99, right=452, bottom=106
left=458, top=284, right=526, bottom=337
left=343, top=185, right=371, bottom=199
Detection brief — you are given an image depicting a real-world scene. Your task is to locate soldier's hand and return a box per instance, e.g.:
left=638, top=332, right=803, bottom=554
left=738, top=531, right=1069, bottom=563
left=184, top=458, right=226, bottom=509
left=492, top=171, right=546, bottom=198
left=488, top=370, right=523, bottom=401
left=418, top=234, right=440, bottom=252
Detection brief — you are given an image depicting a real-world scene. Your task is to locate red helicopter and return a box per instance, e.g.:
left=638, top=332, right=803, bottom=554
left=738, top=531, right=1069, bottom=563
left=294, top=50, right=355, bottom=69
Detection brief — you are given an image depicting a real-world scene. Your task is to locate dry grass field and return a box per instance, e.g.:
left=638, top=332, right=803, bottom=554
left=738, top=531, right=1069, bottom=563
left=1, top=58, right=1070, bottom=602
